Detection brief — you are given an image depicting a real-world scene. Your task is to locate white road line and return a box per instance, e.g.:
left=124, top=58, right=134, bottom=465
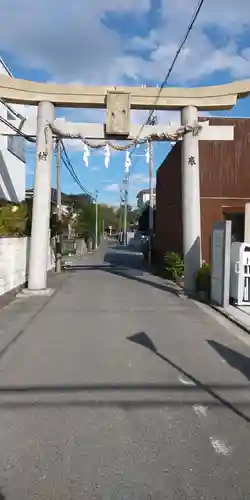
left=178, top=376, right=196, bottom=386
left=209, top=437, right=232, bottom=456
left=193, top=404, right=208, bottom=417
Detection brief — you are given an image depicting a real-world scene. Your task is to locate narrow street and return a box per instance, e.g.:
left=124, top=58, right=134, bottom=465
left=0, top=241, right=250, bottom=499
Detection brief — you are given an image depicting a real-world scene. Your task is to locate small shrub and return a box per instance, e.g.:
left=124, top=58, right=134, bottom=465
left=164, top=252, right=184, bottom=282
left=196, top=261, right=211, bottom=292
left=0, top=203, right=28, bottom=236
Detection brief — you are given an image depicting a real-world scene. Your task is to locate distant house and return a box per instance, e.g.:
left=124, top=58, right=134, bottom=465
left=25, top=188, right=91, bottom=216
left=26, top=188, right=70, bottom=216
left=0, top=56, right=26, bottom=204
left=136, top=188, right=156, bottom=212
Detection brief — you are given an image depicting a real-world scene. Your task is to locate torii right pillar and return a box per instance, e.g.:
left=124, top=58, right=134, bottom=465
left=181, top=105, right=201, bottom=294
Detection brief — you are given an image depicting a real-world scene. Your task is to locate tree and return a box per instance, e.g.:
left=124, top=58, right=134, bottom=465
left=99, top=204, right=120, bottom=231
left=75, top=201, right=96, bottom=240
left=138, top=204, right=155, bottom=232
left=0, top=202, right=28, bottom=236
left=116, top=206, right=139, bottom=229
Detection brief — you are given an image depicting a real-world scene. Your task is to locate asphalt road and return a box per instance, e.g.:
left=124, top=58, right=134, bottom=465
left=0, top=241, right=250, bottom=499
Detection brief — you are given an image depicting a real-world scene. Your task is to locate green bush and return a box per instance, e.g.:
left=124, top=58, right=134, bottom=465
left=196, top=262, right=211, bottom=292
left=164, top=252, right=184, bottom=281
left=0, top=201, right=68, bottom=238
left=0, top=203, right=29, bottom=236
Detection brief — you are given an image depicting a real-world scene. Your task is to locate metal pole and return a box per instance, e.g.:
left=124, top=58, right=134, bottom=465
left=148, top=140, right=154, bottom=265
left=119, top=190, right=122, bottom=243
left=95, top=190, right=99, bottom=249
left=123, top=179, right=128, bottom=246
left=28, top=101, right=55, bottom=291
left=181, top=105, right=201, bottom=293
left=56, top=139, right=62, bottom=273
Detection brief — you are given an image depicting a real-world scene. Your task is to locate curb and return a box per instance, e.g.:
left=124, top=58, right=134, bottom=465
left=209, top=303, right=250, bottom=335
left=172, top=282, right=250, bottom=334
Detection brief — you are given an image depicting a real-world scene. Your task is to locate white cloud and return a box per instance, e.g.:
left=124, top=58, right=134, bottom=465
left=105, top=183, right=120, bottom=192
left=0, top=0, right=149, bottom=85
left=1, top=0, right=250, bottom=88
left=160, top=0, right=250, bottom=34
left=129, top=173, right=156, bottom=189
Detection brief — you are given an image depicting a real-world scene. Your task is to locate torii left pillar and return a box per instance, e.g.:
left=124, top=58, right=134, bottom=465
left=28, top=101, right=55, bottom=292
left=181, top=105, right=202, bottom=294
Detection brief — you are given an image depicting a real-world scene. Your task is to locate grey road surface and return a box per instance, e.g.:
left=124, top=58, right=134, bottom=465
left=0, top=241, right=250, bottom=499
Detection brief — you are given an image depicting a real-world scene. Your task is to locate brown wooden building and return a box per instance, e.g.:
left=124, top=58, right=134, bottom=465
left=155, top=117, right=250, bottom=263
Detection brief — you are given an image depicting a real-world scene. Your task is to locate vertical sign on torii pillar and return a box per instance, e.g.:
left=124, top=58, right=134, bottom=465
left=0, top=76, right=246, bottom=293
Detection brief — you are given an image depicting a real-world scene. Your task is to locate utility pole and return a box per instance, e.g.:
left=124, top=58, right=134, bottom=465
left=123, top=176, right=128, bottom=246
left=147, top=114, right=157, bottom=265
left=56, top=138, right=62, bottom=273
left=119, top=189, right=123, bottom=242
left=148, top=140, right=154, bottom=265
left=95, top=190, right=99, bottom=249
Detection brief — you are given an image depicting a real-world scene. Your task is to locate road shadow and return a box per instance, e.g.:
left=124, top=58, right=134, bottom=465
left=127, top=332, right=250, bottom=424
left=0, top=379, right=249, bottom=410
left=65, top=247, right=181, bottom=297
left=105, top=267, right=181, bottom=297
left=0, top=332, right=249, bottom=412
left=104, top=249, right=146, bottom=271
left=64, top=264, right=116, bottom=271
left=1, top=399, right=250, bottom=410
left=208, top=340, right=250, bottom=382
left=0, top=382, right=247, bottom=393
left=65, top=262, right=180, bottom=297
left=110, top=243, right=139, bottom=253
left=0, top=334, right=248, bottom=415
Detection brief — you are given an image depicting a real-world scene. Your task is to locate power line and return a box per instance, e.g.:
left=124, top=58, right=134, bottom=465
left=60, top=154, right=93, bottom=201
left=140, top=0, right=204, bottom=138
left=60, top=140, right=94, bottom=200
left=127, top=0, right=205, bottom=177
left=0, top=114, right=35, bottom=143
left=0, top=106, right=94, bottom=200
left=135, top=0, right=205, bottom=148
left=0, top=98, right=24, bottom=120
left=61, top=141, right=92, bottom=197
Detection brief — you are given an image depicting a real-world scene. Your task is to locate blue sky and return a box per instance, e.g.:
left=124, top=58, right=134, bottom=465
left=1, top=0, right=250, bottom=206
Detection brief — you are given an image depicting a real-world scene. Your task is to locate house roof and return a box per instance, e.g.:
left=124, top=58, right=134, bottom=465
left=136, top=188, right=156, bottom=198
left=25, top=188, right=91, bottom=205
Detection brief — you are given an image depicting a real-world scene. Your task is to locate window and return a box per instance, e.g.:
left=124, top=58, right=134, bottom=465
left=7, top=109, right=25, bottom=163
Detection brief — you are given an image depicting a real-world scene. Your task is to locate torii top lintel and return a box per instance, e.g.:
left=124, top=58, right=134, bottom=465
left=0, top=75, right=250, bottom=110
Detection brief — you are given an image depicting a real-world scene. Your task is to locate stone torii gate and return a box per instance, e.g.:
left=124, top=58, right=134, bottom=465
left=1, top=75, right=250, bottom=293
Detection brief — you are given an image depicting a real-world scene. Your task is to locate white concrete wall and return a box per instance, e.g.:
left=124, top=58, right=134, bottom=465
left=0, top=237, right=55, bottom=295
left=0, top=59, right=26, bottom=202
